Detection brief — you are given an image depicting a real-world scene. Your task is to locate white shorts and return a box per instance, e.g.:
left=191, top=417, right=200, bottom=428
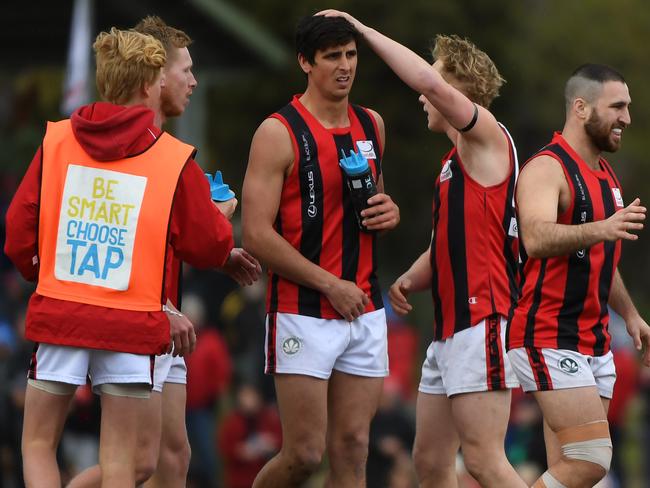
left=152, top=353, right=187, bottom=392
left=419, top=315, right=518, bottom=397
left=29, top=343, right=154, bottom=393
left=507, top=347, right=616, bottom=399
left=265, top=309, right=388, bottom=379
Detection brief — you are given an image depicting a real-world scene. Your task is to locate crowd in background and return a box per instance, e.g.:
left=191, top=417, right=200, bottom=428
left=0, top=165, right=648, bottom=488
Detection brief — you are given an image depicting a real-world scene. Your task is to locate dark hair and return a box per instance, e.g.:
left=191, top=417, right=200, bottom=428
left=295, top=14, right=360, bottom=64
left=569, top=63, right=626, bottom=84
left=564, top=63, right=626, bottom=111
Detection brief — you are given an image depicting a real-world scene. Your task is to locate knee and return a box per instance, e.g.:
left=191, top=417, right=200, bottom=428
left=329, top=429, right=369, bottom=460
left=412, top=445, right=456, bottom=482
left=558, top=420, right=612, bottom=485
left=134, top=453, right=158, bottom=484
left=159, top=436, right=192, bottom=476
left=285, top=442, right=325, bottom=475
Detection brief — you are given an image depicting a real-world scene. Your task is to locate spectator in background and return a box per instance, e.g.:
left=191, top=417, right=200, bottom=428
left=384, top=295, right=419, bottom=401
left=367, top=378, right=416, bottom=488
left=183, top=293, right=232, bottom=487
left=607, top=309, right=641, bottom=487
left=218, top=383, right=282, bottom=488
left=219, top=278, right=268, bottom=391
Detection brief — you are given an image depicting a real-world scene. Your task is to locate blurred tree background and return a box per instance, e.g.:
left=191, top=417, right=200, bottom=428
left=2, top=1, right=650, bottom=485
left=1, top=0, right=650, bottom=341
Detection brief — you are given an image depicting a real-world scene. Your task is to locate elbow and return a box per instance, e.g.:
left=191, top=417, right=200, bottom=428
left=521, top=236, right=544, bottom=259
left=241, top=222, right=260, bottom=257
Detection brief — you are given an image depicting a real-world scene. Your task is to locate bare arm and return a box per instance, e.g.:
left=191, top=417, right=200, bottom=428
left=517, top=155, right=646, bottom=259
left=609, top=268, right=650, bottom=366
left=388, top=246, right=432, bottom=315
left=242, top=118, right=368, bottom=321
left=318, top=10, right=508, bottom=184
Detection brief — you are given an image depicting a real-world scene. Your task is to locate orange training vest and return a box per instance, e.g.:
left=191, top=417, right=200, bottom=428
left=36, top=119, right=194, bottom=311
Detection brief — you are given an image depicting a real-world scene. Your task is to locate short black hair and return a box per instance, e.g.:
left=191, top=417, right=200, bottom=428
left=569, top=63, right=626, bottom=85
left=295, top=14, right=360, bottom=64
left=565, top=63, right=626, bottom=111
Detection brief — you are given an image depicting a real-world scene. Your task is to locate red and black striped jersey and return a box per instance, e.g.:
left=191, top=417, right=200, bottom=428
left=266, top=95, right=384, bottom=319
left=507, top=132, right=623, bottom=356
left=430, top=124, right=519, bottom=340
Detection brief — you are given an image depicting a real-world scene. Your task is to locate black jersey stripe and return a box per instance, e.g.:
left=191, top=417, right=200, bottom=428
left=527, top=347, right=552, bottom=390
left=351, top=105, right=383, bottom=310
left=486, top=314, right=504, bottom=390
left=431, top=181, right=444, bottom=340
left=334, top=133, right=360, bottom=284
left=446, top=158, right=471, bottom=334
left=594, top=178, right=616, bottom=355
left=524, top=259, right=547, bottom=347
left=351, top=104, right=382, bottom=177
left=277, top=104, right=323, bottom=316
left=549, top=144, right=592, bottom=351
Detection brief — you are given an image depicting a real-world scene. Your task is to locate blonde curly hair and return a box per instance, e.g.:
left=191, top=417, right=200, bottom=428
left=94, top=27, right=166, bottom=104
left=432, top=34, right=504, bottom=108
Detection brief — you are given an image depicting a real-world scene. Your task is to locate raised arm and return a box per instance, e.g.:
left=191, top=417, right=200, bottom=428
left=242, top=118, right=368, bottom=321
left=317, top=10, right=508, bottom=183
left=517, top=155, right=646, bottom=258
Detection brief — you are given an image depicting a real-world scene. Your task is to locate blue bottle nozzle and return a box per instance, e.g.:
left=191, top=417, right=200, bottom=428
left=339, top=149, right=369, bottom=176
left=205, top=170, right=236, bottom=201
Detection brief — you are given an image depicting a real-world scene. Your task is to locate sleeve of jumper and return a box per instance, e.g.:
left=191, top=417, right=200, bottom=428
left=4, top=148, right=43, bottom=282
left=169, top=159, right=234, bottom=269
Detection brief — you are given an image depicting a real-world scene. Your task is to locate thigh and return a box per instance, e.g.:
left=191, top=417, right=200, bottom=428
left=451, top=389, right=512, bottom=449
left=29, top=343, right=90, bottom=385
left=135, top=391, right=163, bottom=461
left=533, top=386, right=606, bottom=434
left=327, top=370, right=383, bottom=437
left=413, top=391, right=459, bottom=460
left=22, top=382, right=75, bottom=447
left=89, top=350, right=153, bottom=392
left=335, top=308, right=389, bottom=378
left=265, top=313, right=348, bottom=379
left=274, top=374, right=329, bottom=449
left=160, top=383, right=188, bottom=449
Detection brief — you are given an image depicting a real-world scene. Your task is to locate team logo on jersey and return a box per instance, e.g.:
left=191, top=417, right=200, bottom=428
left=440, top=160, right=453, bottom=182
left=611, top=188, right=624, bottom=208
left=558, top=356, right=579, bottom=374
left=307, top=169, right=317, bottom=218
left=508, top=217, right=519, bottom=238
left=282, top=337, right=302, bottom=356
left=356, top=140, right=377, bottom=160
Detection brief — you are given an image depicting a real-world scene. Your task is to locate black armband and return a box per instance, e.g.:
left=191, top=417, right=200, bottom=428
left=457, top=104, right=479, bottom=132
